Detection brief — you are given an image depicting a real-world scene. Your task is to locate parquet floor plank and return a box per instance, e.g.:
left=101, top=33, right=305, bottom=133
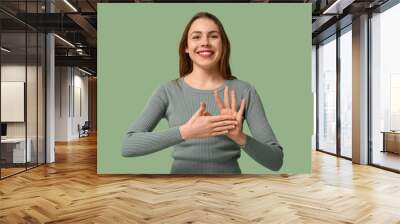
left=1, top=134, right=399, bottom=223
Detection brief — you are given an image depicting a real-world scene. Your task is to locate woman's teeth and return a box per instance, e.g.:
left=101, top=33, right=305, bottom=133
left=198, top=51, right=213, bottom=56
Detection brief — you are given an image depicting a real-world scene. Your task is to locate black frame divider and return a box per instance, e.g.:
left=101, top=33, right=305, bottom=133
left=336, top=27, right=341, bottom=157
left=315, top=45, right=319, bottom=151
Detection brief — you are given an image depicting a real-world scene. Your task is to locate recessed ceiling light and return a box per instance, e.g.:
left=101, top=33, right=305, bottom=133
left=322, top=0, right=354, bottom=15
left=54, top=34, right=75, bottom=48
left=1, top=47, right=11, bottom=53
left=78, top=67, right=93, bottom=76
left=63, top=0, right=78, bottom=12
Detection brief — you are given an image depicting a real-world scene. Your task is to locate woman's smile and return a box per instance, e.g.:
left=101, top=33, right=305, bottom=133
left=197, top=49, right=215, bottom=58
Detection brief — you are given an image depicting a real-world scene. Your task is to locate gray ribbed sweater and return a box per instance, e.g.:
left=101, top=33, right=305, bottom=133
left=122, top=78, right=283, bottom=174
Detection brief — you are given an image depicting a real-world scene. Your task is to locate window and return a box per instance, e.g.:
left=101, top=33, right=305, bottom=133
left=339, top=27, right=352, bottom=158
left=317, top=35, right=337, bottom=154
left=371, top=2, right=400, bottom=171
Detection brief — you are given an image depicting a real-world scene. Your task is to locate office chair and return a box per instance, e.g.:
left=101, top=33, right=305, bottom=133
left=79, top=121, right=90, bottom=138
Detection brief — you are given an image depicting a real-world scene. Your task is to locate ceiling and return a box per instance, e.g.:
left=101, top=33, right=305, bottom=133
left=0, top=0, right=393, bottom=75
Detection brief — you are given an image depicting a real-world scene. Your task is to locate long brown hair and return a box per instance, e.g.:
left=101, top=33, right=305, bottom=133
left=178, top=12, right=236, bottom=80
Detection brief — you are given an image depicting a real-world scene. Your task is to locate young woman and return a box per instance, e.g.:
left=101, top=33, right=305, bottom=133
left=122, top=12, right=283, bottom=174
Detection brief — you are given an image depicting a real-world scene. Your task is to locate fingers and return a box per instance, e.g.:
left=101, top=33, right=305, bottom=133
left=203, top=112, right=212, bottom=116
left=211, top=120, right=238, bottom=128
left=212, top=125, right=235, bottom=132
left=213, top=90, right=225, bottom=110
left=202, top=102, right=206, bottom=109
left=193, top=102, right=206, bottom=118
left=211, top=130, right=229, bottom=136
left=224, top=86, right=230, bottom=108
left=199, top=102, right=206, bottom=115
left=209, top=114, right=236, bottom=122
left=231, top=90, right=236, bottom=111
left=238, top=99, right=245, bottom=117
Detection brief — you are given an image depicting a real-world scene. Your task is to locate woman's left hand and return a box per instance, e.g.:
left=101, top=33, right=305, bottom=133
left=213, top=86, right=247, bottom=146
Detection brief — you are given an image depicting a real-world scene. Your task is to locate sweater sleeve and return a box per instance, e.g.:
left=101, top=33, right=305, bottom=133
left=242, top=86, right=284, bottom=171
left=121, top=84, right=184, bottom=157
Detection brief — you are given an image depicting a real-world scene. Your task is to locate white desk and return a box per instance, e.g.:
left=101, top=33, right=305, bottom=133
left=1, top=138, right=32, bottom=163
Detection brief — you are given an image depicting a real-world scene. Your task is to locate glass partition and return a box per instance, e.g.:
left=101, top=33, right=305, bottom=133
left=0, top=1, right=46, bottom=179
left=371, top=3, right=400, bottom=171
left=27, top=30, right=38, bottom=170
left=1, top=31, right=28, bottom=177
left=339, top=27, right=352, bottom=158
left=317, top=35, right=337, bottom=154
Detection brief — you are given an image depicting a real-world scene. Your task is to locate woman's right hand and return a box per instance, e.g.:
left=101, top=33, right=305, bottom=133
left=179, top=102, right=238, bottom=140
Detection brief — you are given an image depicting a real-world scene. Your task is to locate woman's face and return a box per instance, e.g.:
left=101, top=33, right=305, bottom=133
left=185, top=17, right=223, bottom=71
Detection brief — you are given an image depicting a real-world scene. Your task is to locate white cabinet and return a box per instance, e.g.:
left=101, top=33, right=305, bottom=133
left=1, top=138, right=32, bottom=163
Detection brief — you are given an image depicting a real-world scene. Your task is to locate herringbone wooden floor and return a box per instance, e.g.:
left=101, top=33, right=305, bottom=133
left=1, top=134, right=400, bottom=224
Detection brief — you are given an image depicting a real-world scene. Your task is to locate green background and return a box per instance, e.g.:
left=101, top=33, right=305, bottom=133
left=98, top=3, right=312, bottom=174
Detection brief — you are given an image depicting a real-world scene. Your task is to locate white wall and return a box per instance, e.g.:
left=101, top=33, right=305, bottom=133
left=55, top=67, right=89, bottom=141
left=55, top=66, right=70, bottom=141
left=76, top=70, right=89, bottom=138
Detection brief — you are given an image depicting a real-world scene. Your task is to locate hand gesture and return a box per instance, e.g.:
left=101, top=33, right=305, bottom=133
left=213, top=86, right=247, bottom=145
left=179, top=102, right=238, bottom=140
